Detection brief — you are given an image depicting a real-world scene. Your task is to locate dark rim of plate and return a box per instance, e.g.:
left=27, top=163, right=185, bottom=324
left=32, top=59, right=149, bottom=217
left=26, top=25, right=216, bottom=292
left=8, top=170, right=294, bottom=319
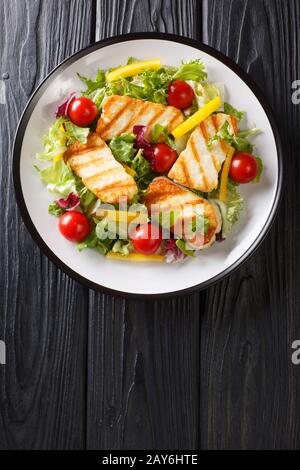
left=12, top=32, right=283, bottom=299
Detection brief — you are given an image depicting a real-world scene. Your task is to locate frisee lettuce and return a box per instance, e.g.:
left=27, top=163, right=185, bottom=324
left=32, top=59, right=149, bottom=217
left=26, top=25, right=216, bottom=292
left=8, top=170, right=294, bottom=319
left=224, top=102, right=245, bottom=121
left=152, top=124, right=176, bottom=148
left=78, top=58, right=208, bottom=107
left=175, top=239, right=195, bottom=257
left=208, top=120, right=260, bottom=154
left=111, top=239, right=131, bottom=256
left=109, top=133, right=137, bottom=164
left=131, top=150, right=155, bottom=190
left=77, top=227, right=114, bottom=255
left=36, top=117, right=89, bottom=161
left=172, top=59, right=207, bottom=82
left=48, top=201, right=65, bottom=217
left=36, top=158, right=97, bottom=210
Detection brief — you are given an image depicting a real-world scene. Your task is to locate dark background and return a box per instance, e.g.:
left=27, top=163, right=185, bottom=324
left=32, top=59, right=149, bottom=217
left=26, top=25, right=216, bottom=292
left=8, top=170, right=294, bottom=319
left=0, top=0, right=299, bottom=450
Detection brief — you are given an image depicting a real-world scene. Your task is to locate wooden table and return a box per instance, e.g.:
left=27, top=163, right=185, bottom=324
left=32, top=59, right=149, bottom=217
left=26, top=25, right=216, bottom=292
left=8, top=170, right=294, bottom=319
left=0, top=0, right=299, bottom=450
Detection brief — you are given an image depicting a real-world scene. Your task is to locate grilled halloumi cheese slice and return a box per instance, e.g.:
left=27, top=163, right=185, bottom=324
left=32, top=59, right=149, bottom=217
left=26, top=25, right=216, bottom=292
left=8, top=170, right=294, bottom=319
left=63, top=133, right=137, bottom=204
left=168, top=113, right=238, bottom=192
left=144, top=177, right=221, bottom=248
left=96, top=95, right=184, bottom=141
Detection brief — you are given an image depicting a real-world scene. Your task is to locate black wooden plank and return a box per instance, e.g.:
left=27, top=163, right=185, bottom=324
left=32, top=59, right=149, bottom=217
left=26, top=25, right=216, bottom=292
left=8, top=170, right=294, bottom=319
left=201, top=0, right=300, bottom=449
left=86, top=0, right=203, bottom=450
left=0, top=0, right=93, bottom=449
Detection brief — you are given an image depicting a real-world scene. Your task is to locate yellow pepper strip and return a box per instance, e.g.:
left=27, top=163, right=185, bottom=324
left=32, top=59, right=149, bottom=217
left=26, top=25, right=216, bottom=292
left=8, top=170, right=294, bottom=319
left=98, top=209, right=148, bottom=224
left=107, top=252, right=164, bottom=263
left=219, top=147, right=235, bottom=202
left=123, top=164, right=137, bottom=177
left=53, top=154, right=63, bottom=162
left=172, top=96, right=222, bottom=139
left=106, top=59, right=161, bottom=82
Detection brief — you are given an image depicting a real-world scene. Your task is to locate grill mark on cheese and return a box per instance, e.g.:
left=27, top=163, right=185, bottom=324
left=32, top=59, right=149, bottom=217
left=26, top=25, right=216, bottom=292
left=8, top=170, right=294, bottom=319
left=168, top=113, right=238, bottom=192
left=199, top=120, right=219, bottom=173
left=96, top=95, right=184, bottom=141
left=63, top=132, right=138, bottom=203
left=121, top=101, right=145, bottom=134
left=146, top=107, right=166, bottom=128
left=84, top=166, right=122, bottom=186
left=144, top=177, right=219, bottom=247
left=190, top=136, right=209, bottom=191
left=97, top=100, right=129, bottom=137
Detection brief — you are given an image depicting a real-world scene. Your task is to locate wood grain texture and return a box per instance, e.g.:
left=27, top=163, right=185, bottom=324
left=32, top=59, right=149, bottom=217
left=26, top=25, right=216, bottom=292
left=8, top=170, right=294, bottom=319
left=0, top=0, right=93, bottom=449
left=201, top=0, right=300, bottom=449
left=87, top=0, right=203, bottom=450
left=96, top=0, right=201, bottom=40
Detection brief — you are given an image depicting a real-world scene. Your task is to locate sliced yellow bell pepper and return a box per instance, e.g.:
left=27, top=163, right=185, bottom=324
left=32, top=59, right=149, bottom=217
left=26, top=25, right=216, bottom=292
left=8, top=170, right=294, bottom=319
left=98, top=209, right=148, bottom=224
left=172, top=96, right=222, bottom=139
left=106, top=59, right=161, bottom=82
left=53, top=154, right=63, bottom=162
left=219, top=147, right=235, bottom=202
left=107, top=252, right=164, bottom=263
left=123, top=164, right=137, bottom=177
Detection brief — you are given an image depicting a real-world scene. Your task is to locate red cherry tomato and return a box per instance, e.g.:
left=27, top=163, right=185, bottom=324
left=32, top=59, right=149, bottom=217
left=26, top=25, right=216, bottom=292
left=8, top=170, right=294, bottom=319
left=167, top=80, right=195, bottom=109
left=131, top=224, right=162, bottom=255
left=58, top=211, right=90, bottom=242
left=68, top=97, right=98, bottom=127
left=229, top=152, right=258, bottom=184
left=151, top=143, right=178, bottom=173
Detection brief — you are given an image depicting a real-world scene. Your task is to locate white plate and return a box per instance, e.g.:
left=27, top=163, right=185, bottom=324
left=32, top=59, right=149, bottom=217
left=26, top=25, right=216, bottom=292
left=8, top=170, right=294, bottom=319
left=13, top=33, right=282, bottom=298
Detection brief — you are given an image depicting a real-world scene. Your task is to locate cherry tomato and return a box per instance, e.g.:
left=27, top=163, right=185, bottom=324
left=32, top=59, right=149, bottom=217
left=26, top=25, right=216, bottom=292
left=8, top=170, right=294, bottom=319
left=58, top=210, right=90, bottom=242
left=151, top=143, right=178, bottom=173
left=229, top=152, right=258, bottom=184
left=167, top=80, right=195, bottom=109
left=131, top=224, right=162, bottom=255
left=68, top=97, right=98, bottom=127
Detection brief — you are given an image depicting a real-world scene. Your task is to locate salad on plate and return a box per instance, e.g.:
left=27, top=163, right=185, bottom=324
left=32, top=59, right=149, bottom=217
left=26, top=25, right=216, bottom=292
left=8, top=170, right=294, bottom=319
left=35, top=57, right=263, bottom=263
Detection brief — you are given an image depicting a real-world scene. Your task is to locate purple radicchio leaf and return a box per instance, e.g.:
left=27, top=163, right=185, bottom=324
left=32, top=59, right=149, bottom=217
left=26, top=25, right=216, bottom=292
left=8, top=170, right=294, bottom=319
left=55, top=92, right=76, bottom=118
left=133, top=125, right=155, bottom=165
left=57, top=192, right=80, bottom=211
left=165, top=239, right=186, bottom=264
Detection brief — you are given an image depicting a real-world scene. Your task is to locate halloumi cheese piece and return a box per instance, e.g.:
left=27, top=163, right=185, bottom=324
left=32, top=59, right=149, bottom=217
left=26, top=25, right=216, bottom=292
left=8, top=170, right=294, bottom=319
left=144, top=177, right=221, bottom=248
left=168, top=113, right=238, bottom=192
left=96, top=95, right=184, bottom=141
left=63, top=133, right=137, bottom=204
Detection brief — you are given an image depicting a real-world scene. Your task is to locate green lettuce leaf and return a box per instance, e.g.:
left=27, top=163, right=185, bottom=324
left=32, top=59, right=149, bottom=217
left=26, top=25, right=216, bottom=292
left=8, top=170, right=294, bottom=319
left=202, top=82, right=222, bottom=102
left=36, top=117, right=89, bottom=161
left=36, top=117, right=67, bottom=161
left=111, top=239, right=131, bottom=256
left=131, top=150, right=155, bottom=190
left=63, top=120, right=90, bottom=145
left=152, top=124, right=176, bottom=149
left=109, top=134, right=137, bottom=164
left=48, top=201, right=65, bottom=217
left=226, top=180, right=244, bottom=225
left=36, top=159, right=78, bottom=196
left=253, top=156, right=263, bottom=183
left=208, top=120, right=260, bottom=153
left=224, top=102, right=245, bottom=121
left=175, top=239, right=195, bottom=257
left=77, top=227, right=114, bottom=255
left=78, top=69, right=106, bottom=94
left=210, top=182, right=244, bottom=238
left=172, top=59, right=207, bottom=82
left=138, top=67, right=175, bottom=104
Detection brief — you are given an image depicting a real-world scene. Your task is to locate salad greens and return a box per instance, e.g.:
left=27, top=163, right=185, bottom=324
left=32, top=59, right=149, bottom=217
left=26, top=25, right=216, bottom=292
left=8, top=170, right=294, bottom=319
left=208, top=119, right=260, bottom=154
left=36, top=116, right=89, bottom=161
left=36, top=56, right=263, bottom=263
